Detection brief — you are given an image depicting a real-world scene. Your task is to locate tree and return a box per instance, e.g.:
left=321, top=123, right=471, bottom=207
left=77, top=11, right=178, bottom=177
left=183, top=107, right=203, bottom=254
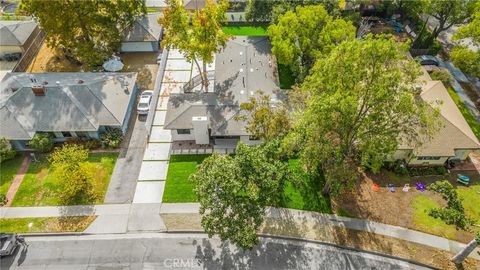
left=288, top=35, right=439, bottom=196
left=20, top=0, right=145, bottom=66
left=190, top=142, right=289, bottom=249
left=29, top=133, right=54, bottom=153
left=0, top=138, right=16, bottom=163
left=236, top=91, right=291, bottom=141
left=245, top=0, right=275, bottom=22
left=430, top=69, right=452, bottom=85
left=454, top=1, right=480, bottom=44
left=268, top=5, right=355, bottom=80
left=49, top=144, right=96, bottom=204
left=450, top=46, right=480, bottom=77
left=424, top=0, right=471, bottom=40
left=451, top=232, right=480, bottom=265
left=161, top=0, right=229, bottom=90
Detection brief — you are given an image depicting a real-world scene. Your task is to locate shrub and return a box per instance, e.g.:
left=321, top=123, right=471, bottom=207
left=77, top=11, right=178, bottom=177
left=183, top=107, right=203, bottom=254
left=0, top=194, right=7, bottom=206
left=430, top=69, right=452, bottom=86
left=29, top=133, right=54, bottom=153
left=66, top=137, right=101, bottom=150
left=428, top=39, right=442, bottom=55
left=428, top=180, right=473, bottom=230
left=408, top=166, right=447, bottom=176
left=450, top=46, right=480, bottom=77
left=0, top=137, right=16, bottom=163
left=100, top=128, right=123, bottom=148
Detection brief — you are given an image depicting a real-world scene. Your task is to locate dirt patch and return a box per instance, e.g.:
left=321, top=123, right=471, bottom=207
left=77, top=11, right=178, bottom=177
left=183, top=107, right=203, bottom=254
left=121, top=52, right=159, bottom=90
left=161, top=213, right=203, bottom=231
left=27, top=43, right=83, bottom=72
left=44, top=216, right=96, bottom=232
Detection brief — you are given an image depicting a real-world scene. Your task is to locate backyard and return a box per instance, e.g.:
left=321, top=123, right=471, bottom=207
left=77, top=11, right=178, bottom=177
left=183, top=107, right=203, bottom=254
left=222, top=25, right=268, bottom=36
left=27, top=43, right=83, bottom=72
left=11, top=152, right=118, bottom=206
left=0, top=155, right=24, bottom=195
left=162, top=155, right=332, bottom=213
left=447, top=87, right=480, bottom=140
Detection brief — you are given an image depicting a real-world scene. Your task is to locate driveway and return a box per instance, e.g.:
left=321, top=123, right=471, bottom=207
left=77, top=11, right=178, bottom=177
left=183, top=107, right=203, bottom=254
left=1, top=234, right=433, bottom=270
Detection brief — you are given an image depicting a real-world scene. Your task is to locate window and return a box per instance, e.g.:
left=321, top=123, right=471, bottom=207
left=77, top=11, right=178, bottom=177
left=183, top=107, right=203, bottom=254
left=61, top=131, right=72, bottom=137
left=177, top=129, right=191, bottom=135
left=417, top=156, right=441, bottom=161
left=76, top=131, right=88, bottom=138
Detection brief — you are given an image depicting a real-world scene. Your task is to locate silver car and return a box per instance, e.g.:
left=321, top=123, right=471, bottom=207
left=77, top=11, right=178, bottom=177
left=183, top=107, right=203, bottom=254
left=0, top=233, right=18, bottom=257
left=137, top=90, right=154, bottom=115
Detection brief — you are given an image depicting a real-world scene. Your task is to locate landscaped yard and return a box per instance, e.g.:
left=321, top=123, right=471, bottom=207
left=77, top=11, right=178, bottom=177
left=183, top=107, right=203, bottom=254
left=447, top=87, right=480, bottom=140
left=162, top=155, right=332, bottom=213
left=0, top=216, right=96, bottom=233
left=11, top=152, right=118, bottom=206
left=222, top=25, right=268, bottom=36
left=0, top=155, right=24, bottom=195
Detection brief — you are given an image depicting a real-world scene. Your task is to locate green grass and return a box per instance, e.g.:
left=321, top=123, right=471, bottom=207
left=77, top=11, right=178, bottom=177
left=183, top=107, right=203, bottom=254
left=447, top=87, right=480, bottom=140
left=162, top=155, right=210, bottom=203
left=11, top=152, right=118, bottom=206
left=457, top=179, right=480, bottom=226
left=411, top=194, right=458, bottom=239
left=146, top=7, right=162, bottom=13
left=222, top=25, right=268, bottom=36
left=0, top=155, right=24, bottom=195
left=0, top=216, right=96, bottom=233
left=278, top=64, right=295, bottom=89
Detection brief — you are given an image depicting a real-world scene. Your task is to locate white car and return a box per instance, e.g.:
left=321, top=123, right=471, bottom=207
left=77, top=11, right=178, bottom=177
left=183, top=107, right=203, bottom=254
left=137, top=90, right=154, bottom=115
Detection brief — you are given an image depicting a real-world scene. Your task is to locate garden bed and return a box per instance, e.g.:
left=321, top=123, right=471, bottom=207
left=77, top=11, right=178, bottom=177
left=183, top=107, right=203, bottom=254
left=11, top=152, right=118, bottom=206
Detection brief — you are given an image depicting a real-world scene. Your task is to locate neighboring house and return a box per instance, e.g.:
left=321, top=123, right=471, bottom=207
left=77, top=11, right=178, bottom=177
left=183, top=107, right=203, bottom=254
left=0, top=20, right=40, bottom=57
left=120, top=13, right=163, bottom=52
left=0, top=72, right=138, bottom=150
left=164, top=36, right=284, bottom=152
left=393, top=72, right=480, bottom=166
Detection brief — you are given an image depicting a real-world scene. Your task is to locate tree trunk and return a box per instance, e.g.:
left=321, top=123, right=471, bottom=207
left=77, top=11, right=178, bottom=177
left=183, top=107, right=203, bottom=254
left=321, top=181, right=331, bottom=197
left=192, top=58, right=206, bottom=91
left=202, top=61, right=209, bottom=91
left=451, top=239, right=478, bottom=265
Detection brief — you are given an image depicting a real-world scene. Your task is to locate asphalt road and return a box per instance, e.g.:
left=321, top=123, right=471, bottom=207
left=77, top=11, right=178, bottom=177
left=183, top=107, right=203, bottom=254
left=1, top=233, right=432, bottom=270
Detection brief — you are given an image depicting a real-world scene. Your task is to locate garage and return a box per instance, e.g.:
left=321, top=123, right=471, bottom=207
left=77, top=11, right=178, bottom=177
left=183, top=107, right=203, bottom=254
left=120, top=12, right=163, bottom=53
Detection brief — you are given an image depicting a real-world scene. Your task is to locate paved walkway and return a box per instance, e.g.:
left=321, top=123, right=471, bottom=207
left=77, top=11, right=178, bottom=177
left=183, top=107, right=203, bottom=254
left=5, top=155, right=30, bottom=207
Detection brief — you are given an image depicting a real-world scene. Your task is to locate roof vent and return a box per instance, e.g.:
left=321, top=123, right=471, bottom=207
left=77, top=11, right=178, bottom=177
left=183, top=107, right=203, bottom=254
left=32, top=85, right=46, bottom=96
left=77, top=79, right=84, bottom=84
left=56, top=81, right=60, bottom=86
left=29, top=75, right=37, bottom=83
left=42, top=81, right=48, bottom=85
left=11, top=87, right=18, bottom=93
left=240, top=68, right=244, bottom=72
left=250, top=68, right=253, bottom=72
left=240, top=51, right=243, bottom=56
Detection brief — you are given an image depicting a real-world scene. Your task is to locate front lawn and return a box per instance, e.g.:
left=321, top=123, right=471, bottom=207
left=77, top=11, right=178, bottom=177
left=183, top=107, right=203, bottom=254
left=162, top=155, right=332, bottom=213
left=0, top=216, right=96, bottom=233
left=162, top=155, right=210, bottom=203
left=447, top=87, right=480, bottom=140
left=0, top=155, right=24, bottom=195
left=11, top=152, right=118, bottom=206
left=222, top=25, right=268, bottom=36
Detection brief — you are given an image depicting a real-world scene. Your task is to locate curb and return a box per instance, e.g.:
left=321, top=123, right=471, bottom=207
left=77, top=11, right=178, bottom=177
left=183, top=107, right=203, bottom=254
left=21, top=232, right=91, bottom=237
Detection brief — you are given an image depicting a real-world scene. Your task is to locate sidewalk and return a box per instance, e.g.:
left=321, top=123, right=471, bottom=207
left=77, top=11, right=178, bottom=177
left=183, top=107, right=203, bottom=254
left=5, top=155, right=30, bottom=207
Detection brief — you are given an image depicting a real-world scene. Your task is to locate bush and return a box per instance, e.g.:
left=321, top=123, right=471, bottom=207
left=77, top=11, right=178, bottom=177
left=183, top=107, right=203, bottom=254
left=0, top=137, right=16, bottom=163
left=0, top=194, right=7, bottom=206
left=430, top=69, right=452, bottom=85
left=428, top=39, right=442, bottom=55
left=428, top=180, right=473, bottom=230
left=100, top=128, right=123, bottom=148
left=408, top=166, right=447, bottom=176
left=66, top=137, right=101, bottom=150
left=450, top=46, right=480, bottom=77
left=29, top=133, right=54, bottom=153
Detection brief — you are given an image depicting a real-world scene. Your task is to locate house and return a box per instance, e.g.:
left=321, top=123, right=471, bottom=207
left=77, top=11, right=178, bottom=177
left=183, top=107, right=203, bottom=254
left=164, top=36, right=284, bottom=152
left=0, top=20, right=41, bottom=57
left=392, top=72, right=480, bottom=166
left=0, top=72, right=138, bottom=150
left=120, top=13, right=163, bottom=52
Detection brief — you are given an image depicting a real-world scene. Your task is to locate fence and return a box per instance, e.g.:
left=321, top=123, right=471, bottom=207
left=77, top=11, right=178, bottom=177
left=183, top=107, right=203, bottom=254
left=13, top=30, right=46, bottom=72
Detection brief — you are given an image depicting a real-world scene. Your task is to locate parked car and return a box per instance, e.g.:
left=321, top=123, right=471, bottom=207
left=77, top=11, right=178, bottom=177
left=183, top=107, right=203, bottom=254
left=0, top=233, right=18, bottom=257
left=415, top=55, right=440, bottom=66
left=137, top=90, right=154, bottom=115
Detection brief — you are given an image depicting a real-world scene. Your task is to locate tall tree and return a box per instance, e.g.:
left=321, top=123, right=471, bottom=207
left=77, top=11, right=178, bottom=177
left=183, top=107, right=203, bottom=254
left=190, top=142, right=289, bottom=249
left=424, top=0, right=471, bottom=40
left=20, top=0, right=145, bottom=66
left=161, top=0, right=229, bottom=90
left=268, top=5, right=355, bottom=81
left=245, top=0, right=275, bottom=22
left=288, top=35, right=439, bottom=196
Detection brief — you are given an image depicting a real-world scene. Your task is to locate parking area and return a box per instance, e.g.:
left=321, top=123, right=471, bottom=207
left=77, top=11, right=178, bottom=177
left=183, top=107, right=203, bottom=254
left=121, top=52, right=160, bottom=90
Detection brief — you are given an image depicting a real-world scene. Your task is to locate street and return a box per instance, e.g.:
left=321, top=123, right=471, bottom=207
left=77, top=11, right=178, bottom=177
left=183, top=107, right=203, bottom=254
left=0, top=233, right=432, bottom=270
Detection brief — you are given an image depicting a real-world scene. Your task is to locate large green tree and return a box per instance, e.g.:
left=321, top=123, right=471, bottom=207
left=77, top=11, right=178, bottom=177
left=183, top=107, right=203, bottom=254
left=287, top=35, right=439, bottom=196
left=161, top=0, right=229, bottom=90
left=424, top=0, right=472, bottom=40
left=190, top=142, right=289, bottom=249
left=20, top=0, right=145, bottom=66
left=268, top=4, right=355, bottom=81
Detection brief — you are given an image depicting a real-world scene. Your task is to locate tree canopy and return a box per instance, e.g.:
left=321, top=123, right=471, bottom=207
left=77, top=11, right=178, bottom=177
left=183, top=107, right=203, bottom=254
left=161, top=0, right=229, bottom=89
left=20, top=0, right=145, bottom=66
left=287, top=35, right=439, bottom=195
left=268, top=4, right=355, bottom=81
left=190, top=142, right=289, bottom=249
left=424, top=0, right=472, bottom=39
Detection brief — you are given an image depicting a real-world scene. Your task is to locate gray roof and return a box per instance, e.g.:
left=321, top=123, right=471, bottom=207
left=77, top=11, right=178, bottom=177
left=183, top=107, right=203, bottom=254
left=122, top=13, right=162, bottom=42
left=0, top=72, right=137, bottom=140
left=164, top=36, right=284, bottom=136
left=0, top=20, right=37, bottom=46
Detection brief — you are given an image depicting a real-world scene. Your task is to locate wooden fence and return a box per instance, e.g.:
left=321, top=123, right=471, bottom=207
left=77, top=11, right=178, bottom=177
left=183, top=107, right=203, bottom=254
left=13, top=30, right=46, bottom=72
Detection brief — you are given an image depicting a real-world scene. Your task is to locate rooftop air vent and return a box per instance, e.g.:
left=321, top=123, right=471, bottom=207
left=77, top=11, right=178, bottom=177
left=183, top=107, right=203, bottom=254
left=77, top=79, right=84, bottom=84
left=11, top=87, right=18, bottom=93
left=42, top=81, right=48, bottom=85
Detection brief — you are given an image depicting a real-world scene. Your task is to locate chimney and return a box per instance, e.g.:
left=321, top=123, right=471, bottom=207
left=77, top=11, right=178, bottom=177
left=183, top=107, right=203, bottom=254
left=32, top=85, right=47, bottom=96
